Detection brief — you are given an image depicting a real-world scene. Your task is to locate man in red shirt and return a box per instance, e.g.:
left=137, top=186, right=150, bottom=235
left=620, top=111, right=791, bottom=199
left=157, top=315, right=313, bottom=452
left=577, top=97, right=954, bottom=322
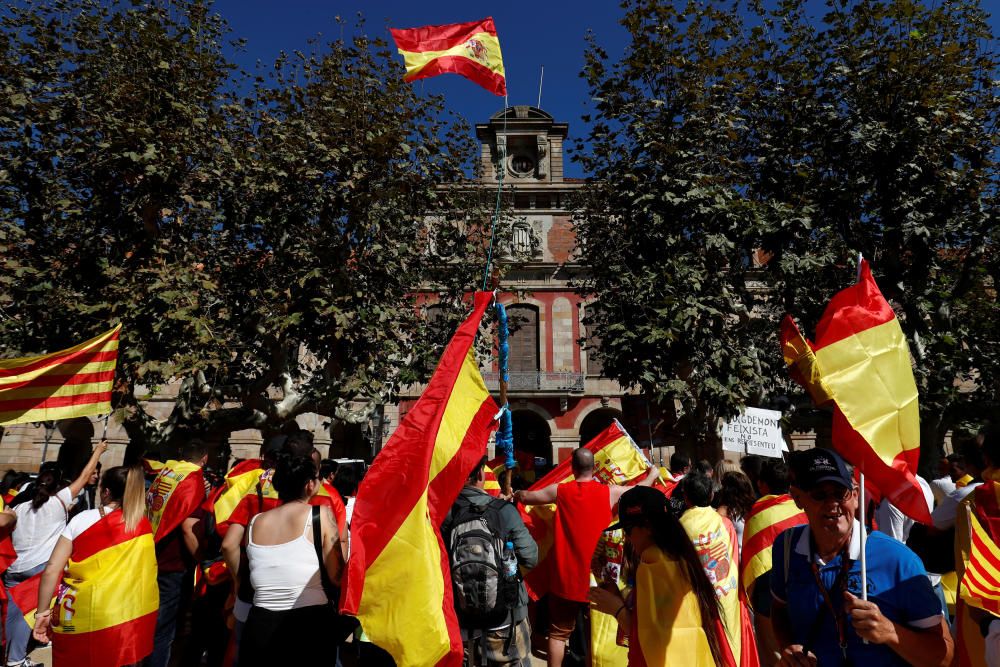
left=516, top=448, right=658, bottom=666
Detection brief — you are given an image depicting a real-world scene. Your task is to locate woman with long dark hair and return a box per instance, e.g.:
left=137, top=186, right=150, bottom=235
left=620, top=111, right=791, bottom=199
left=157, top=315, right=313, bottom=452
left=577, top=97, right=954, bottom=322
left=715, top=470, right=757, bottom=558
left=2, top=440, right=106, bottom=667
left=33, top=464, right=158, bottom=667
left=589, top=485, right=727, bottom=666
left=237, top=453, right=343, bottom=666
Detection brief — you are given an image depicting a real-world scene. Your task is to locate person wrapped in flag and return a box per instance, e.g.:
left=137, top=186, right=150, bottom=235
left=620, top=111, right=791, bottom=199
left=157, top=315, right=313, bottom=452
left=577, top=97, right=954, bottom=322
left=32, top=465, right=159, bottom=667
left=587, top=486, right=728, bottom=666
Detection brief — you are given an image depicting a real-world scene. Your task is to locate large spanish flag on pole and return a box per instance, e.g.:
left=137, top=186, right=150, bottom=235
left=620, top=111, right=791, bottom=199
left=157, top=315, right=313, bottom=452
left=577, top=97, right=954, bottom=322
left=518, top=419, right=659, bottom=601
left=780, top=260, right=930, bottom=523
left=145, top=460, right=206, bottom=542
left=340, top=292, right=499, bottom=667
left=390, top=18, right=506, bottom=96
left=51, top=510, right=159, bottom=667
left=740, top=494, right=806, bottom=600
left=0, top=325, right=120, bottom=425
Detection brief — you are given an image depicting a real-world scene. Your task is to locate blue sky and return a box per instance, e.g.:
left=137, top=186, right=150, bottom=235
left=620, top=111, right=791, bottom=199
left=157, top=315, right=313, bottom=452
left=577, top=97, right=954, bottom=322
left=211, top=1, right=632, bottom=177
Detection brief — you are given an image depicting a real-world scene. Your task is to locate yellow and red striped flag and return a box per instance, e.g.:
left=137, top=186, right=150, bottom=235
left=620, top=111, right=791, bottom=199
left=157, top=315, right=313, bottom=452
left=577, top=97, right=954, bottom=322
left=52, top=510, right=159, bottom=667
left=781, top=261, right=929, bottom=523
left=0, top=324, right=120, bottom=426
left=340, top=292, right=499, bottom=667
left=146, top=460, right=206, bottom=542
left=960, top=512, right=1000, bottom=616
left=483, top=463, right=502, bottom=497
left=740, top=494, right=806, bottom=599
left=390, top=18, right=506, bottom=96
left=519, top=419, right=658, bottom=601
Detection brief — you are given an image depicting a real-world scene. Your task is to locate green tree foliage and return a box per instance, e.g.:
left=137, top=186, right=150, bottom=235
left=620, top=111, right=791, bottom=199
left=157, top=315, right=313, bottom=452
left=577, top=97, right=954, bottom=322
left=0, top=0, right=490, bottom=455
left=577, top=0, right=998, bottom=461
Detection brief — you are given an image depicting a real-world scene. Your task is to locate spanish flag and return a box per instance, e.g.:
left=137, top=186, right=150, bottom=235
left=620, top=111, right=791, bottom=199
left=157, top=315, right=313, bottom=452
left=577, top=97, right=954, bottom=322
left=0, top=324, right=120, bottom=425
left=781, top=260, right=930, bottom=524
left=740, top=494, right=806, bottom=600
left=146, top=460, right=206, bottom=542
left=340, top=292, right=499, bottom=667
left=52, top=510, right=159, bottom=667
left=207, top=460, right=346, bottom=536
left=390, top=18, right=506, bottom=96
left=519, top=420, right=658, bottom=601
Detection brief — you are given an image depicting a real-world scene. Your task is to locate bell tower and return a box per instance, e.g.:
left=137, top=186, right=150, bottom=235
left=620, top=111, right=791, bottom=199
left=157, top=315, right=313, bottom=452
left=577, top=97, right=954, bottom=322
left=476, top=106, right=569, bottom=184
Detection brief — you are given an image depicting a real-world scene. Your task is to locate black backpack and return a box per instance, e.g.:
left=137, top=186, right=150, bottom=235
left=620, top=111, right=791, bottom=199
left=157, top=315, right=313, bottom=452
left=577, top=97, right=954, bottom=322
left=444, top=495, right=519, bottom=630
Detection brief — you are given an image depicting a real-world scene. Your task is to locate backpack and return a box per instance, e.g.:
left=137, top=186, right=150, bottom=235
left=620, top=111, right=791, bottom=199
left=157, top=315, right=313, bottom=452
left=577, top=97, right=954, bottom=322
left=445, top=495, right=519, bottom=630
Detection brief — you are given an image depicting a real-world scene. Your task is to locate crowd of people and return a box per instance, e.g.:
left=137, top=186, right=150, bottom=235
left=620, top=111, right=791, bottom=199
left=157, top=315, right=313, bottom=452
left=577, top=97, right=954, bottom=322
left=0, top=423, right=994, bottom=667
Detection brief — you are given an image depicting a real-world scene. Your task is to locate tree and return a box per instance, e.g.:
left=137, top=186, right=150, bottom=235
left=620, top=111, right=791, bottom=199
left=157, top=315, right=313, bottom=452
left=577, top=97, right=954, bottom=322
left=575, top=0, right=783, bottom=455
left=0, top=0, right=491, bottom=456
left=745, top=0, right=1000, bottom=469
left=577, top=0, right=999, bottom=464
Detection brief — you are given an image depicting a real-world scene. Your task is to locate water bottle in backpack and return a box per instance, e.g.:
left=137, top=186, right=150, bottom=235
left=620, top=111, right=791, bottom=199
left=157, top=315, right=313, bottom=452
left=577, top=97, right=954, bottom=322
left=501, top=541, right=518, bottom=579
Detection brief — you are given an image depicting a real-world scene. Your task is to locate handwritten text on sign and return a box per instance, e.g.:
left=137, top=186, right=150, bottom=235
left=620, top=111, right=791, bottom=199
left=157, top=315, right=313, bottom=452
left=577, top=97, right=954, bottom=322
left=721, top=407, right=787, bottom=458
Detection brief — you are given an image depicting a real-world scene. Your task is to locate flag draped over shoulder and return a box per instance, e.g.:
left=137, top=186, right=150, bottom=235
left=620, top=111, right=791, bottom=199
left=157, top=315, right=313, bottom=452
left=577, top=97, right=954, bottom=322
left=146, top=460, right=206, bottom=542
left=390, top=18, right=506, bottom=96
left=340, top=292, right=499, bottom=667
left=519, top=419, right=656, bottom=601
left=52, top=510, right=158, bottom=667
left=780, top=261, right=929, bottom=524
left=740, top=494, right=806, bottom=599
left=0, top=325, right=120, bottom=426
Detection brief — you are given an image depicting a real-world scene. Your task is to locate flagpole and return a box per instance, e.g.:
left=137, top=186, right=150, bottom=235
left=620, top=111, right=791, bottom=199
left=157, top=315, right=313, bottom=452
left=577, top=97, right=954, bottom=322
left=100, top=413, right=110, bottom=442
left=855, top=251, right=868, bottom=602
left=40, top=421, right=55, bottom=465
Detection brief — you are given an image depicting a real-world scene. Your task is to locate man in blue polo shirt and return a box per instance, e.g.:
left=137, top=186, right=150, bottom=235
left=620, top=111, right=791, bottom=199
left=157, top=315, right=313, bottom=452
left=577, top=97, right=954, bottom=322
left=771, top=448, right=953, bottom=667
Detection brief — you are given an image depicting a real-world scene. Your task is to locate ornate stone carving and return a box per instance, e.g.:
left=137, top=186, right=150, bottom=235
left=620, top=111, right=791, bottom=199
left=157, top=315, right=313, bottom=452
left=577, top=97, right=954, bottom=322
left=509, top=221, right=541, bottom=259
left=536, top=136, right=549, bottom=178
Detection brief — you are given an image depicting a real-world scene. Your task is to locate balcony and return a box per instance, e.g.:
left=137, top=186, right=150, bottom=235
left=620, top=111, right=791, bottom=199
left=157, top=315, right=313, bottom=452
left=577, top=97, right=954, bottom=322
left=482, top=371, right=585, bottom=393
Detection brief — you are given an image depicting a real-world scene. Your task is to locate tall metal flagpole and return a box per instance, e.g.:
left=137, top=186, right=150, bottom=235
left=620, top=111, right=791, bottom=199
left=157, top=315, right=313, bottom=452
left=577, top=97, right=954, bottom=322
left=855, top=252, right=868, bottom=602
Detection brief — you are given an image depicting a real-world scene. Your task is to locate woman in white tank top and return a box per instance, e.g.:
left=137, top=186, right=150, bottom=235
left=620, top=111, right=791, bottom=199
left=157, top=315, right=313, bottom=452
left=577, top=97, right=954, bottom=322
left=239, top=453, right=343, bottom=667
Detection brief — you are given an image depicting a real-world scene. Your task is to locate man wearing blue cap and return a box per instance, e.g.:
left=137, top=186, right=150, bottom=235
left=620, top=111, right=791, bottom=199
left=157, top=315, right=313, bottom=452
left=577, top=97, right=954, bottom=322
left=770, top=447, right=953, bottom=667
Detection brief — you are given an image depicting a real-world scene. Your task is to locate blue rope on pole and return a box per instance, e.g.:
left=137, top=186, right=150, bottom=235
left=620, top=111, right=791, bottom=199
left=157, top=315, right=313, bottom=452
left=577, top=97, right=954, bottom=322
left=495, top=301, right=515, bottom=470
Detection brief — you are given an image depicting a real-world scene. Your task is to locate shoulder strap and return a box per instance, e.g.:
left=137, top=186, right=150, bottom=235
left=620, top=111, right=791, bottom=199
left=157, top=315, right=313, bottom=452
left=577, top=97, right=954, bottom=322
left=55, top=491, right=70, bottom=521
left=312, top=505, right=336, bottom=597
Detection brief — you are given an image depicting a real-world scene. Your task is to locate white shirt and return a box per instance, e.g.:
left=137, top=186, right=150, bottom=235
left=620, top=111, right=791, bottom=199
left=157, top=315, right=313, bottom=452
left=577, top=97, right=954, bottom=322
left=876, top=476, right=934, bottom=543
left=10, top=487, right=76, bottom=573
left=61, top=507, right=116, bottom=542
left=929, top=476, right=955, bottom=505
left=931, top=482, right=980, bottom=530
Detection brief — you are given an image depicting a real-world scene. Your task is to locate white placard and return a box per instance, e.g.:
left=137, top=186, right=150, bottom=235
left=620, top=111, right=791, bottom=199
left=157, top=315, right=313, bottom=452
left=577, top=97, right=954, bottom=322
left=721, top=407, right=787, bottom=458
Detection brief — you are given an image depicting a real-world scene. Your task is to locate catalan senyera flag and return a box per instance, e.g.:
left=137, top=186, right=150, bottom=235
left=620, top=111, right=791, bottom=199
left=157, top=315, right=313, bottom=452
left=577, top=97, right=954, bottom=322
left=961, top=512, right=1000, bottom=616
left=390, top=18, right=506, bottom=96
left=781, top=260, right=930, bottom=524
left=0, top=325, right=120, bottom=426
left=519, top=419, right=658, bottom=601
left=483, top=464, right=502, bottom=497
left=741, top=494, right=807, bottom=600
left=146, top=460, right=206, bottom=542
left=340, top=292, right=499, bottom=667
left=52, top=510, right=158, bottom=667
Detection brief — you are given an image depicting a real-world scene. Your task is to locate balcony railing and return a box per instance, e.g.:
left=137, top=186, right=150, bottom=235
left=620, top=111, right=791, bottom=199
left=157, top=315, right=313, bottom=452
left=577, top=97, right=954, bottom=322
left=482, top=371, right=585, bottom=392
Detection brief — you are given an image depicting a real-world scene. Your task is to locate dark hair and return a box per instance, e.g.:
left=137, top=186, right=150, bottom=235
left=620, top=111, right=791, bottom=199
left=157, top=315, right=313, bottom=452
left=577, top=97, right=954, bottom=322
left=960, top=441, right=985, bottom=477
left=670, top=452, right=691, bottom=473
left=716, top=471, right=756, bottom=522
left=759, top=459, right=790, bottom=494
left=0, top=469, right=18, bottom=495
left=180, top=439, right=208, bottom=463
left=272, top=453, right=317, bottom=502
left=333, top=466, right=359, bottom=501
left=623, top=488, right=725, bottom=667
left=468, top=456, right=488, bottom=485
left=320, top=458, right=339, bottom=481
left=31, top=469, right=60, bottom=511
left=694, top=460, right=713, bottom=477
left=283, top=431, right=314, bottom=458
left=680, top=473, right=713, bottom=507
left=740, top=454, right=764, bottom=487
